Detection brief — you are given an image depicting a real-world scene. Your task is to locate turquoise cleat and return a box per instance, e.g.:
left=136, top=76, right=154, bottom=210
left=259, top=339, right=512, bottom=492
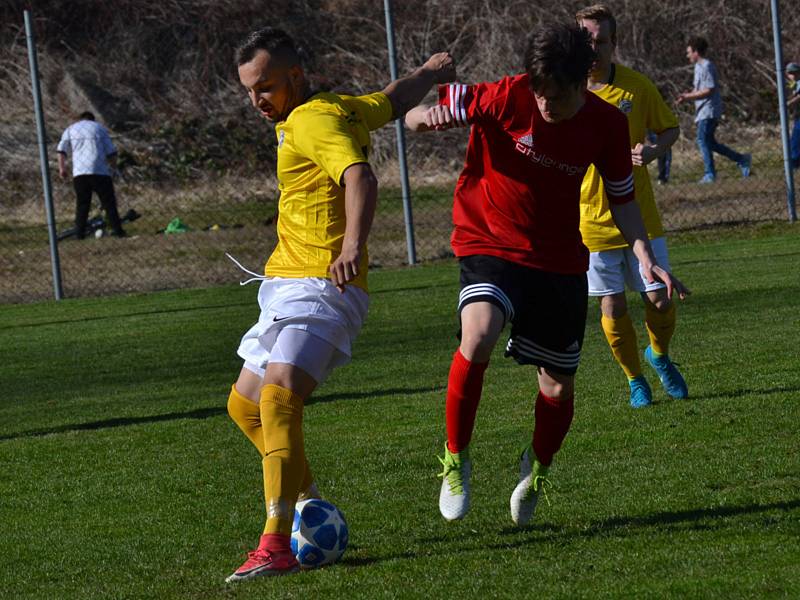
left=628, top=375, right=652, bottom=408
left=644, top=346, right=688, bottom=399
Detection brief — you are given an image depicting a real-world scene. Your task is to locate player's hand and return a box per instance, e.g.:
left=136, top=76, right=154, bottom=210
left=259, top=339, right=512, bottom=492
left=329, top=245, right=361, bottom=293
left=676, top=92, right=687, bottom=104
left=424, top=104, right=455, bottom=130
left=643, top=264, right=691, bottom=300
left=58, top=167, right=67, bottom=180
left=631, top=143, right=655, bottom=166
left=421, top=52, right=456, bottom=84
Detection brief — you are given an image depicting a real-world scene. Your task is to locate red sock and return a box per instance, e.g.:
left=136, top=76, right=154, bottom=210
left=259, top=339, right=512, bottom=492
left=532, top=391, right=574, bottom=466
left=258, top=533, right=291, bottom=553
left=445, top=349, right=489, bottom=453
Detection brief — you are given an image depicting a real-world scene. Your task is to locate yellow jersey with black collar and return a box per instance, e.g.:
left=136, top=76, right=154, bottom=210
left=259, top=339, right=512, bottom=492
left=580, top=64, right=678, bottom=251
left=266, top=91, right=393, bottom=290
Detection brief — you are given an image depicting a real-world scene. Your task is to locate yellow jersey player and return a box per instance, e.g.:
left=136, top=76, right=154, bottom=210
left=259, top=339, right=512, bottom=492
left=576, top=5, right=689, bottom=408
left=225, top=27, right=455, bottom=581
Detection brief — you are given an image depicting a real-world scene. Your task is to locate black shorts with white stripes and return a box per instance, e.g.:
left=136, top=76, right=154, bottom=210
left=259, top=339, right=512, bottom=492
left=458, top=254, right=588, bottom=375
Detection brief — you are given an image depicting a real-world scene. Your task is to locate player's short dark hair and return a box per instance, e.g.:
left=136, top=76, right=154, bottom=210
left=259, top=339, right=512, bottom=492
left=235, top=27, right=300, bottom=67
left=575, top=4, right=617, bottom=39
left=524, top=23, right=596, bottom=90
left=78, top=111, right=95, bottom=121
left=688, top=36, right=709, bottom=56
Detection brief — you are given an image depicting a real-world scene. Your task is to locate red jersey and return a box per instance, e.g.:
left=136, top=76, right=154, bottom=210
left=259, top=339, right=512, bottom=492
left=439, top=75, right=634, bottom=274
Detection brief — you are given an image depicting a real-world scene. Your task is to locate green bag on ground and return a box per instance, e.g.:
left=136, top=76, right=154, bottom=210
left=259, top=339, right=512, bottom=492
left=164, top=218, right=189, bottom=234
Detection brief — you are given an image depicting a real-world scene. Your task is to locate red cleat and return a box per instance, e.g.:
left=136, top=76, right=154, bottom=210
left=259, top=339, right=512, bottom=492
left=226, top=535, right=299, bottom=582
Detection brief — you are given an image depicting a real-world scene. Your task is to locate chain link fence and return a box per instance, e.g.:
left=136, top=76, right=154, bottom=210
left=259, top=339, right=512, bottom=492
left=1, top=3, right=797, bottom=304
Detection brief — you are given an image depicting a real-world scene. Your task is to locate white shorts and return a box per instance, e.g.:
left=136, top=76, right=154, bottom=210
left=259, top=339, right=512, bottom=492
left=237, top=278, right=369, bottom=384
left=587, top=237, right=671, bottom=296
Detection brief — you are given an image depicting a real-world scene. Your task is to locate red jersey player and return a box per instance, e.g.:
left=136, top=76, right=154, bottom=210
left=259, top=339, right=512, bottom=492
left=406, top=23, right=688, bottom=526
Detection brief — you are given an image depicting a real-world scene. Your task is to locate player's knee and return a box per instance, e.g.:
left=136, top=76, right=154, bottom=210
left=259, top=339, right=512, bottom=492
left=644, top=292, right=672, bottom=312
left=600, top=294, right=627, bottom=318
left=538, top=370, right=575, bottom=400
left=459, top=329, right=499, bottom=362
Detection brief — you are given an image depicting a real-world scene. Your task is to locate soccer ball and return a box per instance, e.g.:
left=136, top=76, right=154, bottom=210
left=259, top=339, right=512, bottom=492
left=291, top=499, right=349, bottom=568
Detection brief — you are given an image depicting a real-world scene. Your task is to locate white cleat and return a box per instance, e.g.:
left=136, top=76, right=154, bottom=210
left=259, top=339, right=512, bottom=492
left=438, top=444, right=471, bottom=521
left=510, top=445, right=551, bottom=526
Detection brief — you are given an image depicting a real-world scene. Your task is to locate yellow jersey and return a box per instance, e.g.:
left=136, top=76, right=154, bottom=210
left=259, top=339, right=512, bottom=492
left=580, top=64, right=678, bottom=251
left=266, top=91, right=393, bottom=290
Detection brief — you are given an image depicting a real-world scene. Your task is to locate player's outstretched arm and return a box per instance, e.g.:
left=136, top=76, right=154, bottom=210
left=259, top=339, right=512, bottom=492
left=405, top=104, right=455, bottom=132
left=381, top=52, right=456, bottom=118
left=610, top=200, right=690, bottom=300
left=329, top=163, right=378, bottom=292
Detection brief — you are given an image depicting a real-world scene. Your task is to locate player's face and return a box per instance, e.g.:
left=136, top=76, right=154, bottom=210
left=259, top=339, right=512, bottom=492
left=580, top=19, right=614, bottom=76
left=238, top=50, right=303, bottom=123
left=532, top=79, right=585, bottom=123
left=686, top=46, right=700, bottom=64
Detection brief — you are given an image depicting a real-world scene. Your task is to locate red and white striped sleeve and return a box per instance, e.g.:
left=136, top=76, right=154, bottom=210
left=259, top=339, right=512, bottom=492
left=437, top=83, right=476, bottom=127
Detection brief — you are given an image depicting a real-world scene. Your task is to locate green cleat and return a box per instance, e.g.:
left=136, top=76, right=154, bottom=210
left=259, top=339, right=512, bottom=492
left=510, top=445, right=551, bottom=526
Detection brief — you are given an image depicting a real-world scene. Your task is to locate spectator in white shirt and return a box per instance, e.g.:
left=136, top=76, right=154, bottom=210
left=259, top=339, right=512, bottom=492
left=57, top=111, right=126, bottom=238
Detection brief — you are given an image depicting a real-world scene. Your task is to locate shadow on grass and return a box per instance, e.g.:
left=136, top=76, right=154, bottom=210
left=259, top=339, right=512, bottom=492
left=0, top=301, right=253, bottom=331
left=692, top=384, right=800, bottom=401
left=0, top=385, right=445, bottom=441
left=493, top=497, right=800, bottom=542
left=308, top=385, right=445, bottom=406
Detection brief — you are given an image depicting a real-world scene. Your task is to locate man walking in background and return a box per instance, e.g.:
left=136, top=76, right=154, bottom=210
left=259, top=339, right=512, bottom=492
left=406, top=22, right=687, bottom=527
left=577, top=4, right=687, bottom=408
left=677, top=36, right=751, bottom=183
left=57, top=111, right=126, bottom=238
left=225, top=27, right=454, bottom=581
left=786, top=62, right=800, bottom=169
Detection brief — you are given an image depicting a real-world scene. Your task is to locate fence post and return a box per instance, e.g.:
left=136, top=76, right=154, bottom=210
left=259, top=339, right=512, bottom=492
left=24, top=9, right=64, bottom=299
left=383, top=0, right=417, bottom=265
left=770, top=0, right=796, bottom=222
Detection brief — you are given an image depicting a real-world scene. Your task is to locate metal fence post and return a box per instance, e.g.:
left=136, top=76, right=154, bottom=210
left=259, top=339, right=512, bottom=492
left=383, top=0, right=417, bottom=265
left=24, top=9, right=64, bottom=299
left=770, top=0, right=796, bottom=222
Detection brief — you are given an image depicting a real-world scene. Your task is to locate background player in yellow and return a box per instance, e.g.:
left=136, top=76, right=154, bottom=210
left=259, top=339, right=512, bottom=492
left=576, top=5, right=689, bottom=408
left=225, top=27, right=455, bottom=581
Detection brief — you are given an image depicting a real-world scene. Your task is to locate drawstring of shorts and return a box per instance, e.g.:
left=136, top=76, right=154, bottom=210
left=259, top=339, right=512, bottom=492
left=225, top=253, right=269, bottom=286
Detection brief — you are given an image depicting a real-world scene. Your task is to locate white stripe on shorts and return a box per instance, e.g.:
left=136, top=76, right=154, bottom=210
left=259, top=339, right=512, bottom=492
left=458, top=283, right=515, bottom=321
left=506, top=335, right=581, bottom=370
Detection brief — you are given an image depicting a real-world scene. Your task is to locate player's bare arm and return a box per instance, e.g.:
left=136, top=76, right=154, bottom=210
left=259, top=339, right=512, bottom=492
left=404, top=103, right=455, bottom=132
left=329, top=163, right=378, bottom=292
left=382, top=52, right=456, bottom=118
left=631, top=127, right=679, bottom=166
left=610, top=200, right=690, bottom=300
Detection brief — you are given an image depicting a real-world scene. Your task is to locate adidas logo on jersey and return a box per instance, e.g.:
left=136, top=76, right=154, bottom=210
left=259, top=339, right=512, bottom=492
left=516, top=133, right=534, bottom=147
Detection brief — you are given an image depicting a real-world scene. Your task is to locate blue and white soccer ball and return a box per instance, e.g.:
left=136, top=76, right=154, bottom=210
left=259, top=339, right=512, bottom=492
left=291, top=498, right=349, bottom=568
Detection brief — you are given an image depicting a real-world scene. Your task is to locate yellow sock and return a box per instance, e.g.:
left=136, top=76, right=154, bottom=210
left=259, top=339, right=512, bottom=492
left=228, top=384, right=316, bottom=492
left=600, top=313, right=642, bottom=379
left=227, top=385, right=265, bottom=455
left=645, top=302, right=676, bottom=356
left=260, top=384, right=305, bottom=536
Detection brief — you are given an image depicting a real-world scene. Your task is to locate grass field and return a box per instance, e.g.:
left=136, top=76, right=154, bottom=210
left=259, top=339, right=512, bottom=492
left=2, top=228, right=799, bottom=598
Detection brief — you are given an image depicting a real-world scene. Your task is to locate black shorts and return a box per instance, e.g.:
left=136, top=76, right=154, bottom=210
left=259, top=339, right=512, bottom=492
left=458, top=255, right=588, bottom=375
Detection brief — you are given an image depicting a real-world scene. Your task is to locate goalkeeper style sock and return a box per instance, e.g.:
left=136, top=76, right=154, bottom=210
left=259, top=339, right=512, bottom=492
left=600, top=313, right=643, bottom=379
left=531, top=390, right=574, bottom=467
left=445, top=349, right=489, bottom=453
left=260, top=384, right=306, bottom=536
left=645, top=301, right=676, bottom=356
